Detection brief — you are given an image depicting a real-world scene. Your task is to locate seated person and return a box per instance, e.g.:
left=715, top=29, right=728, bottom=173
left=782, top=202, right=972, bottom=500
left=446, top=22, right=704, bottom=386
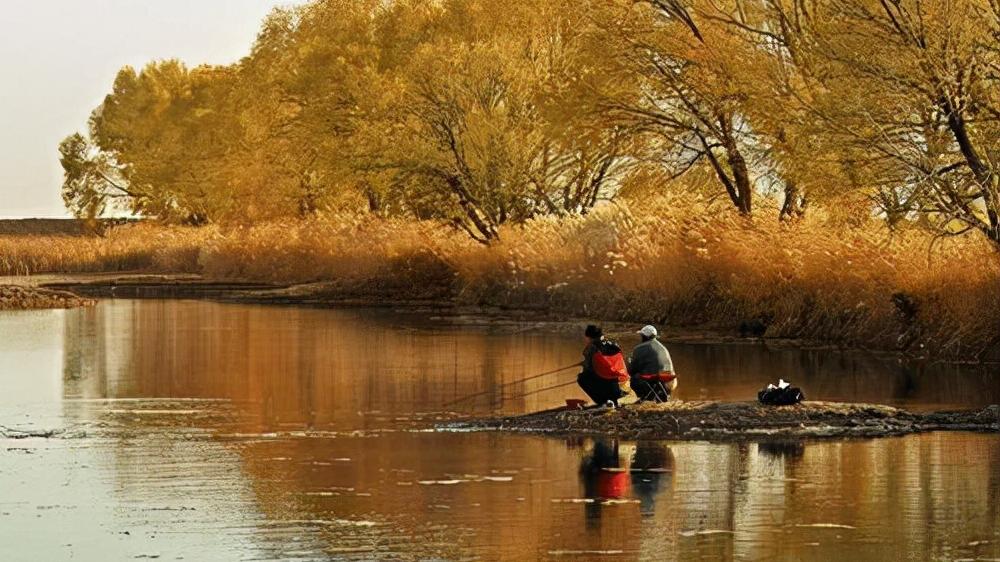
left=576, top=325, right=626, bottom=407
left=628, top=325, right=677, bottom=402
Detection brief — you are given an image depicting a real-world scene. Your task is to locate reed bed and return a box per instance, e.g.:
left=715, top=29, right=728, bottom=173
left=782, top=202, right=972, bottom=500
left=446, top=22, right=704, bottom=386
left=0, top=224, right=213, bottom=276
left=1, top=196, right=996, bottom=358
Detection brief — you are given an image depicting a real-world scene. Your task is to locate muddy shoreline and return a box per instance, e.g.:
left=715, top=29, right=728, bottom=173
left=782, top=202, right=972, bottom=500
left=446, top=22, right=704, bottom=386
left=0, top=283, right=94, bottom=311
left=449, top=401, right=1000, bottom=441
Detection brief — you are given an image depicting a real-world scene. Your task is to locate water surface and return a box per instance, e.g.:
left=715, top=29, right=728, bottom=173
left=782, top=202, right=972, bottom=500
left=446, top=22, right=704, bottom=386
left=0, top=300, right=996, bottom=561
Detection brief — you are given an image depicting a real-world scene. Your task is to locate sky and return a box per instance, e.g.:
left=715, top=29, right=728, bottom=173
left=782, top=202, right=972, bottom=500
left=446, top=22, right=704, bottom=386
left=0, top=0, right=307, bottom=218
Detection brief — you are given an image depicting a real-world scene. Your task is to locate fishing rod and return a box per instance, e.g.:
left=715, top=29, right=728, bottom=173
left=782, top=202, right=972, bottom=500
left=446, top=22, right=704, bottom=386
left=508, top=379, right=578, bottom=400
left=443, top=362, right=581, bottom=407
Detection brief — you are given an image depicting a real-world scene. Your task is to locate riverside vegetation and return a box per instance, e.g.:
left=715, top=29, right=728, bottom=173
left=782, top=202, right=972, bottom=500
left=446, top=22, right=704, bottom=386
left=2, top=194, right=997, bottom=359
left=10, top=0, right=1000, bottom=358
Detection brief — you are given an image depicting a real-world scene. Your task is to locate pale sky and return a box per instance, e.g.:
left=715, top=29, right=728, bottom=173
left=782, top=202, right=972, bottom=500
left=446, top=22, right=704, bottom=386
left=0, top=0, right=307, bottom=218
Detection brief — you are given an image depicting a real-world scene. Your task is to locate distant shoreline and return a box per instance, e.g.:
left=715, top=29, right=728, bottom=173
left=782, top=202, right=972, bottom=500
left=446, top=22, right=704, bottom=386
left=0, top=272, right=985, bottom=366
left=0, top=218, right=139, bottom=236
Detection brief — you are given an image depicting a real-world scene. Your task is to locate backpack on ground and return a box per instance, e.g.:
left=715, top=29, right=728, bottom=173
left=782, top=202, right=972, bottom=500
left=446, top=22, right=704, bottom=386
left=757, top=379, right=805, bottom=406
left=593, top=340, right=629, bottom=383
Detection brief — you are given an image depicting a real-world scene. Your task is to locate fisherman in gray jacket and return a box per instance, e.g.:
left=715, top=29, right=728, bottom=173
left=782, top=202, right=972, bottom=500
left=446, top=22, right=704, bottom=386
left=628, top=325, right=677, bottom=402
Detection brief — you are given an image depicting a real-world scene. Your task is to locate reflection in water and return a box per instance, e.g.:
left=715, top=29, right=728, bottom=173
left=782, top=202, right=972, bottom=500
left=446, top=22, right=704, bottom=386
left=577, top=438, right=676, bottom=525
left=631, top=441, right=675, bottom=517
left=757, top=440, right=806, bottom=460
left=59, top=300, right=1000, bottom=417
left=0, top=300, right=996, bottom=561
left=579, top=439, right=629, bottom=527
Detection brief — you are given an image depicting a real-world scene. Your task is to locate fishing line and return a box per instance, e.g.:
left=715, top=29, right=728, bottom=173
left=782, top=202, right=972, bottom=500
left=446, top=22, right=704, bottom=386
left=442, top=362, right=580, bottom=407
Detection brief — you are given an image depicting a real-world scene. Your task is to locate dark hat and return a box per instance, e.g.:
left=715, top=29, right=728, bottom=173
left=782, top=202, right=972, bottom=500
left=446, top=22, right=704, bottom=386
left=584, top=324, right=603, bottom=339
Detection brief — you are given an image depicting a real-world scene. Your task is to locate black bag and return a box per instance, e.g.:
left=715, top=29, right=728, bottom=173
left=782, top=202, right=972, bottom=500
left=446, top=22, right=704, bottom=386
left=757, top=383, right=805, bottom=406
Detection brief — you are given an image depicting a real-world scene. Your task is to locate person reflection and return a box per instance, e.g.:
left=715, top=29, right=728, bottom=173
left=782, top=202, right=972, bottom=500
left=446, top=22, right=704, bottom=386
left=579, top=438, right=628, bottom=528
left=630, top=441, right=674, bottom=517
left=756, top=440, right=805, bottom=460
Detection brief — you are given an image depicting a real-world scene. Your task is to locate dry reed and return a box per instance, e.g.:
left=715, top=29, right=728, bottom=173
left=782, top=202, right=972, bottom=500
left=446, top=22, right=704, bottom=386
left=1, top=196, right=996, bottom=358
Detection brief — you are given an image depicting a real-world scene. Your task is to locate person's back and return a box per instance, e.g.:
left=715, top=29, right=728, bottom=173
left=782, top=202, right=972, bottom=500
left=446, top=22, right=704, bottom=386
left=576, top=324, right=626, bottom=407
left=628, top=325, right=677, bottom=402
left=628, top=338, right=673, bottom=376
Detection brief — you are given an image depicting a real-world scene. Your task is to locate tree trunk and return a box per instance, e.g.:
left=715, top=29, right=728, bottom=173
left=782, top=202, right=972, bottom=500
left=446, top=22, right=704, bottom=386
left=942, top=98, right=1000, bottom=243
left=717, top=114, right=753, bottom=216
left=446, top=175, right=499, bottom=244
left=363, top=184, right=382, bottom=215
left=780, top=181, right=806, bottom=221
left=726, top=146, right=753, bottom=215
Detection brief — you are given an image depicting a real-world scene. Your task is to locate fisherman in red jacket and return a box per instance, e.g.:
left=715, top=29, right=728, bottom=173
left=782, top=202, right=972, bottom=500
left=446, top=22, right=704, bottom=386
left=576, top=325, right=629, bottom=407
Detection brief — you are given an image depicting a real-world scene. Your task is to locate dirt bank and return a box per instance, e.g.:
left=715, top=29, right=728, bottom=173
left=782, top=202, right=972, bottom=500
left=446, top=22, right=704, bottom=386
left=450, top=401, right=1000, bottom=440
left=17, top=274, right=1000, bottom=359
left=0, top=284, right=94, bottom=311
left=25, top=274, right=830, bottom=348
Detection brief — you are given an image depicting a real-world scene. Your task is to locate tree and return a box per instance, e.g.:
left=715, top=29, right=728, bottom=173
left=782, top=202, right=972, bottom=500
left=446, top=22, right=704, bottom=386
left=89, top=62, right=243, bottom=223
left=349, top=0, right=637, bottom=242
left=233, top=1, right=385, bottom=218
left=591, top=0, right=765, bottom=215
left=59, top=132, right=134, bottom=218
left=807, top=0, right=1000, bottom=244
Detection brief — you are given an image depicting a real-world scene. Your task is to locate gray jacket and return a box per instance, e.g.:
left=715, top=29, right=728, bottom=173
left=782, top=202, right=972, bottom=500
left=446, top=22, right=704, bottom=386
left=628, top=338, right=674, bottom=377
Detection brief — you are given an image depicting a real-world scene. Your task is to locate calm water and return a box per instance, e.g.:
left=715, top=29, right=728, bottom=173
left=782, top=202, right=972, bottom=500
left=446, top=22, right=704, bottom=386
left=0, top=299, right=996, bottom=561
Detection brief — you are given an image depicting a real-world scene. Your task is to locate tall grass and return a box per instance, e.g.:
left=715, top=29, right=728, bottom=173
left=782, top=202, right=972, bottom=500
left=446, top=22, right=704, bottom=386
left=1, top=197, right=997, bottom=358
left=0, top=224, right=214, bottom=276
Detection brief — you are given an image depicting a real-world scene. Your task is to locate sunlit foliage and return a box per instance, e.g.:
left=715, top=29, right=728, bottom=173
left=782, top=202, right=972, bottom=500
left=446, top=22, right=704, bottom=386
left=59, top=0, right=1000, bottom=249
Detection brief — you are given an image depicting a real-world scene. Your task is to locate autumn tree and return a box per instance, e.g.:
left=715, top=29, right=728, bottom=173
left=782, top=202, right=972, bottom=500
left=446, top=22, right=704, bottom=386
left=351, top=0, right=636, bottom=242
left=59, top=131, right=134, bottom=218
left=233, top=1, right=384, bottom=217
left=63, top=0, right=1000, bottom=249
left=693, top=0, right=825, bottom=220
left=85, top=62, right=244, bottom=223
left=806, top=0, right=1000, bottom=243
left=591, top=0, right=765, bottom=216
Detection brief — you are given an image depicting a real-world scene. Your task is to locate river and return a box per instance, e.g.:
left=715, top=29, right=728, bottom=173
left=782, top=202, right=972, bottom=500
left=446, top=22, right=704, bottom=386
left=0, top=299, right=997, bottom=561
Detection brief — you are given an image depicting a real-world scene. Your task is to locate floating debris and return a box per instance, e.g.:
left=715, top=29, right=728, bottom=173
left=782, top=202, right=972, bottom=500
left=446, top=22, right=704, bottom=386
left=0, top=425, right=65, bottom=439
left=680, top=529, right=735, bottom=537
left=548, top=550, right=626, bottom=556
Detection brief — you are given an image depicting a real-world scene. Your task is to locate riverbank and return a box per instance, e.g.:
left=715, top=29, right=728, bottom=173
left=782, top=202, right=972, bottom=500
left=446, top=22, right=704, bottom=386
left=12, top=273, right=856, bottom=350
left=0, top=272, right=990, bottom=357
left=452, top=401, right=1000, bottom=440
left=2, top=200, right=1000, bottom=360
left=0, top=284, right=94, bottom=311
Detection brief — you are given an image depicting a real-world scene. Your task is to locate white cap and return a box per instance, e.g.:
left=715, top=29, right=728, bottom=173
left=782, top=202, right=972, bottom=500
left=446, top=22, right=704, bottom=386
left=638, top=325, right=658, bottom=337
